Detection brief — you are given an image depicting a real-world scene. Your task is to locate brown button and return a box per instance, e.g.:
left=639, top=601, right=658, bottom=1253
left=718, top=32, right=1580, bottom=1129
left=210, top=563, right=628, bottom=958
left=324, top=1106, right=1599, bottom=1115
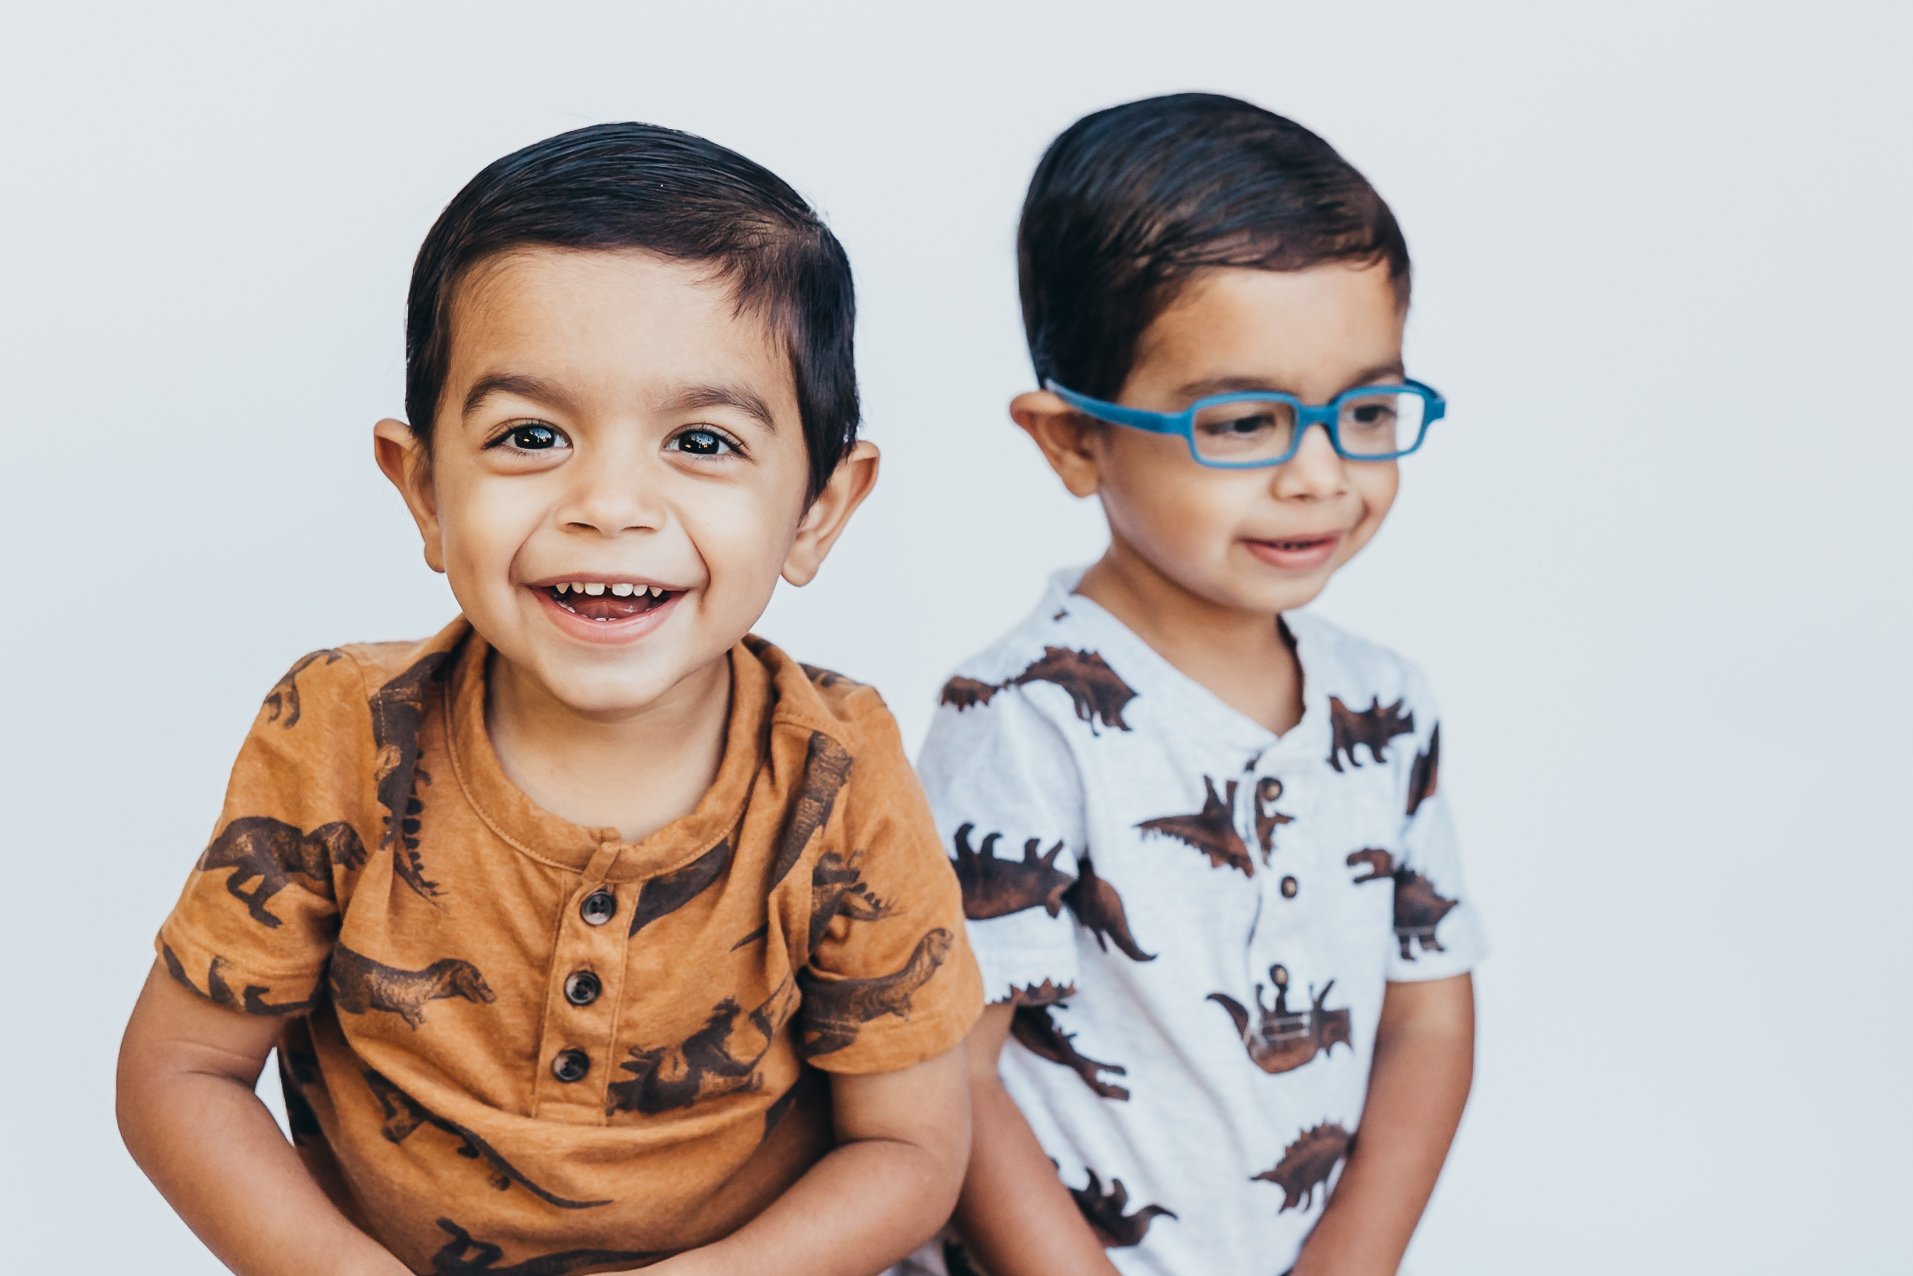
left=551, top=1049, right=590, bottom=1083
left=564, top=971, right=602, bottom=1007
left=580, top=889, right=616, bottom=926
left=1280, top=875, right=1300, bottom=899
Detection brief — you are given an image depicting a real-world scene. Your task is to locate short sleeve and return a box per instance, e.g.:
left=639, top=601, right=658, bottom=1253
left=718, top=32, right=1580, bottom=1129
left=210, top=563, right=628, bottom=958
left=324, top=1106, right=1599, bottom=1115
left=1386, top=669, right=1488, bottom=981
left=916, top=682, right=1087, bottom=1007
left=795, top=691, right=984, bottom=1074
left=156, top=649, right=374, bottom=1017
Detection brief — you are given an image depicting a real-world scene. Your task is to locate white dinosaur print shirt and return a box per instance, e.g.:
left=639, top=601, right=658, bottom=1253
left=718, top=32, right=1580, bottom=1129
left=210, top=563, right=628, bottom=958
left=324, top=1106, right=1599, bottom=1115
left=902, top=570, right=1487, bottom=1276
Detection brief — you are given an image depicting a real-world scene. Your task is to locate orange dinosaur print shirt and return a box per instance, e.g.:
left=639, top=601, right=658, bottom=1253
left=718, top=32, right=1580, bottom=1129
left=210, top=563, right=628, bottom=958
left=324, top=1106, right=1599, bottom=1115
left=156, top=618, right=983, bottom=1274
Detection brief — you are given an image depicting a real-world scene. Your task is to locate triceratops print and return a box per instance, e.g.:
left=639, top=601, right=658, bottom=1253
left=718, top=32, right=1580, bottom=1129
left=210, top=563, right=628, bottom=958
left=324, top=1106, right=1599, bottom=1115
left=1137, top=776, right=1256, bottom=876
left=797, top=929, right=955, bottom=1058
left=427, top=1219, right=661, bottom=1275
left=160, top=944, right=314, bottom=1016
left=768, top=732, right=855, bottom=888
left=195, top=816, right=366, bottom=928
left=952, top=823, right=1075, bottom=920
left=1326, top=696, right=1415, bottom=772
left=1345, top=849, right=1460, bottom=959
left=807, top=848, right=894, bottom=951
left=328, top=943, right=494, bottom=1029
left=1010, top=1004, right=1129, bottom=1101
left=1207, top=965, right=1352, bottom=1074
left=1406, top=724, right=1440, bottom=817
left=369, top=652, right=453, bottom=905
left=1251, top=1121, right=1353, bottom=1212
left=1068, top=1167, right=1177, bottom=1247
left=1062, top=852, right=1154, bottom=962
left=606, top=978, right=798, bottom=1115
left=364, top=1069, right=608, bottom=1210
left=262, top=648, right=343, bottom=728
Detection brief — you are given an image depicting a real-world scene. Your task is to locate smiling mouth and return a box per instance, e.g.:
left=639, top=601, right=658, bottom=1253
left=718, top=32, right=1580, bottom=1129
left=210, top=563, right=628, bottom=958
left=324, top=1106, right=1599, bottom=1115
left=543, top=581, right=680, bottom=622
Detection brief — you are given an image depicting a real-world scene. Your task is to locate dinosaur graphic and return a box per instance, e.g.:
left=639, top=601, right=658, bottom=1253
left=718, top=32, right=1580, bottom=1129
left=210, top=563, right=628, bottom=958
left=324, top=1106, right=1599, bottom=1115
left=1345, top=848, right=1395, bottom=884
left=807, top=849, right=894, bottom=951
left=1326, top=696, right=1415, bottom=772
left=1207, top=965, right=1352, bottom=1074
left=938, top=675, right=1002, bottom=711
left=1008, top=647, right=1137, bottom=734
left=1005, top=978, right=1076, bottom=1008
left=1062, top=852, right=1154, bottom=962
left=758, top=1070, right=819, bottom=1145
left=262, top=648, right=343, bottom=728
left=328, top=943, right=493, bottom=1029
left=364, top=1069, right=608, bottom=1209
left=160, top=944, right=314, bottom=1016
left=768, top=732, right=855, bottom=887
left=1253, top=776, right=1294, bottom=863
left=627, top=838, right=733, bottom=938
left=1010, top=1005, right=1129, bottom=1101
left=1406, top=724, right=1440, bottom=817
left=952, top=823, right=1075, bottom=919
left=428, top=1219, right=660, bottom=1275
left=1252, top=1121, right=1352, bottom=1212
left=369, top=651, right=452, bottom=905
left=195, top=816, right=367, bottom=928
left=798, top=929, right=955, bottom=1058
left=1393, top=868, right=1459, bottom=960
left=607, top=978, right=798, bottom=1115
left=797, top=661, right=858, bottom=690
left=1137, top=776, right=1256, bottom=876
left=1067, top=1167, right=1177, bottom=1247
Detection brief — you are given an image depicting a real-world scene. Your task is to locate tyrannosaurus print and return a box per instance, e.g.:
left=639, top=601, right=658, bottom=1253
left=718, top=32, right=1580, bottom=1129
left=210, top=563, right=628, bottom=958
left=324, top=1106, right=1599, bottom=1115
left=1067, top=1166, right=1177, bottom=1247
left=1207, top=965, right=1352, bottom=1074
left=195, top=816, right=366, bottom=928
left=607, top=978, right=798, bottom=1116
left=328, top=943, right=494, bottom=1029
left=262, top=648, right=343, bottom=728
left=807, top=848, right=895, bottom=951
left=1252, top=1121, right=1353, bottom=1212
left=1326, top=696, right=1415, bottom=772
left=1406, top=724, right=1441, bottom=817
left=627, top=838, right=733, bottom=938
left=1008, top=647, right=1137, bottom=734
left=1253, top=776, right=1295, bottom=863
left=1345, top=847, right=1395, bottom=884
left=1009, top=1004, right=1129, bottom=1101
left=1062, top=851, right=1154, bottom=962
left=1137, top=776, right=1256, bottom=876
left=363, top=1069, right=608, bottom=1209
left=368, top=652, right=453, bottom=905
left=768, top=732, right=855, bottom=887
left=952, top=823, right=1075, bottom=920
left=160, top=944, right=314, bottom=1016
left=428, top=1219, right=661, bottom=1275
left=797, top=929, right=955, bottom=1058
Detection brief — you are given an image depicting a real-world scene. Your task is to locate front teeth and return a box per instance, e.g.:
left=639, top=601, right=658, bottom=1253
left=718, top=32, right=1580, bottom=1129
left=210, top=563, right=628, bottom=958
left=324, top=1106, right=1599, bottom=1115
left=610, top=583, right=634, bottom=597
left=551, top=582, right=670, bottom=597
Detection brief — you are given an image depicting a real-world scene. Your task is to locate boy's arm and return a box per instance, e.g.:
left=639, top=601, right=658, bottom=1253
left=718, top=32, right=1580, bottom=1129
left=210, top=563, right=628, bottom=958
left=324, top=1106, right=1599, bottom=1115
left=117, top=963, right=408, bottom=1276
left=646, top=1043, right=971, bottom=1276
left=1291, top=973, right=1475, bottom=1276
left=950, top=1004, right=1120, bottom=1276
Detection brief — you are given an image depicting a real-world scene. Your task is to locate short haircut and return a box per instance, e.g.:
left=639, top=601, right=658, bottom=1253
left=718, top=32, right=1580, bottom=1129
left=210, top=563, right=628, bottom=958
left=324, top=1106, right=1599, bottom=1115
left=405, top=122, right=858, bottom=499
left=1018, top=93, right=1411, bottom=399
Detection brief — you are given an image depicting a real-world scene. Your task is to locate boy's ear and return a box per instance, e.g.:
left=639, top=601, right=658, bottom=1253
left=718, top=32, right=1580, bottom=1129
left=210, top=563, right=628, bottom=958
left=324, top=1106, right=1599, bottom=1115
left=782, top=440, right=880, bottom=588
left=1011, top=390, right=1102, bottom=498
left=373, top=418, right=446, bottom=574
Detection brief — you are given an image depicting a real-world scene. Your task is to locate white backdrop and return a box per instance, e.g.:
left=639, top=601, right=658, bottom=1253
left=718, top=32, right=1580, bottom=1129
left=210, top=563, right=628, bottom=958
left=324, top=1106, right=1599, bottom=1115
left=3, top=2, right=1908, bottom=1271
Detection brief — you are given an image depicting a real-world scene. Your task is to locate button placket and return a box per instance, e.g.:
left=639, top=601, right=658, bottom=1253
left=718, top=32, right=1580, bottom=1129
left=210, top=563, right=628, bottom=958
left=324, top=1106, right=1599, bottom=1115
left=534, top=844, right=630, bottom=1119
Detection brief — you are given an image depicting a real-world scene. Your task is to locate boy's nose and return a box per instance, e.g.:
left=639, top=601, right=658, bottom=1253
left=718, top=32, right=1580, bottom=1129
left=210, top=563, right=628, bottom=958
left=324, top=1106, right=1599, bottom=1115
left=1271, top=422, right=1351, bottom=501
left=559, top=455, right=667, bottom=535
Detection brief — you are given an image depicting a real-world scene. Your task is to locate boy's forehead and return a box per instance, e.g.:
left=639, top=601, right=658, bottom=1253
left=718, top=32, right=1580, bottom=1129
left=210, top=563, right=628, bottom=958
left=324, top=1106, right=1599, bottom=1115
left=445, top=246, right=796, bottom=415
left=1131, top=262, right=1405, bottom=401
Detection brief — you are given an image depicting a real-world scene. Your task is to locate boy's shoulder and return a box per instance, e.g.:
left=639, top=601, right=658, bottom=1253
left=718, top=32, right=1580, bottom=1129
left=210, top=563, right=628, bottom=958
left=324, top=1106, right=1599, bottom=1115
left=740, top=633, right=904, bottom=757
left=258, top=620, right=471, bottom=733
left=1285, top=609, right=1433, bottom=704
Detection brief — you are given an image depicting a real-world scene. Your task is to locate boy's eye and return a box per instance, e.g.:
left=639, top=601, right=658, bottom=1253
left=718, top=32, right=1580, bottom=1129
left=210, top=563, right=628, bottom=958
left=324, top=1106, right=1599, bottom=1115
left=491, top=423, right=568, bottom=452
left=1202, top=412, right=1281, bottom=437
left=671, top=426, right=740, bottom=458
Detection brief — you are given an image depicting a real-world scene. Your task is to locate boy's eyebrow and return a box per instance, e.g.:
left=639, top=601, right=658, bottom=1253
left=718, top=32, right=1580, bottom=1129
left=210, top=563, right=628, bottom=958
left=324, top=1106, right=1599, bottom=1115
left=1173, top=363, right=1409, bottom=402
left=463, top=372, right=579, bottom=419
left=657, top=383, right=779, bottom=432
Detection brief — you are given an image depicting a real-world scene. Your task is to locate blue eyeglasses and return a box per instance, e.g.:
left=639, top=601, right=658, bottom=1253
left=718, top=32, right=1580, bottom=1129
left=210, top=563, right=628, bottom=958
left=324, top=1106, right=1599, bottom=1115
left=1045, top=378, right=1446, bottom=468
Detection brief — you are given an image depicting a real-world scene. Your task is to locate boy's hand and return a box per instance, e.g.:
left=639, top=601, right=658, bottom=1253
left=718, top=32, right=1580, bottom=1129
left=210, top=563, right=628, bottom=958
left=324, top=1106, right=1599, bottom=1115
left=950, top=1005, right=1121, bottom=1276
left=1291, top=973, right=1475, bottom=1276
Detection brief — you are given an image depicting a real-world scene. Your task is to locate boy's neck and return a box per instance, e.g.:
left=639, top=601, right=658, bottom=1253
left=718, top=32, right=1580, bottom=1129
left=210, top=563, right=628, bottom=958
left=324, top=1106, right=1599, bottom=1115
left=1076, top=544, right=1304, bottom=735
left=483, top=651, right=733, bottom=844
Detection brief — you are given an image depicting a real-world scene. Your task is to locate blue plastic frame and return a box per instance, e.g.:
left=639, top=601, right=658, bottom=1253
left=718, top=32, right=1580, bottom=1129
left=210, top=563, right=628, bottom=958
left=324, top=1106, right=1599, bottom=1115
left=1044, top=378, right=1446, bottom=468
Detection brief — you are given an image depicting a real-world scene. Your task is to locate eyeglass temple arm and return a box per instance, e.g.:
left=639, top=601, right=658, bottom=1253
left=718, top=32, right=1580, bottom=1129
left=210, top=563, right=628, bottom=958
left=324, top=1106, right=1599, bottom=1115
left=1043, top=381, right=1185, bottom=434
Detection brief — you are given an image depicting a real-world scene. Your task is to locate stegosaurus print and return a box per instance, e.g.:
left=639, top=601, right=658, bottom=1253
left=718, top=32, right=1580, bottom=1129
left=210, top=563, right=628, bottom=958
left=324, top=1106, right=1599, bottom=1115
left=1067, top=1166, right=1177, bottom=1247
left=952, top=823, right=1075, bottom=920
left=1137, top=776, right=1256, bottom=876
left=262, top=648, right=342, bottom=729
left=807, top=849, right=894, bottom=951
left=938, top=648, right=1138, bottom=734
left=1251, top=1121, right=1352, bottom=1213
left=1326, top=696, right=1415, bottom=772
left=368, top=652, right=452, bottom=905
left=606, top=979, right=797, bottom=1115
left=328, top=943, right=494, bottom=1029
left=427, top=1219, right=660, bottom=1275
left=1061, top=852, right=1154, bottom=961
left=797, top=929, right=955, bottom=1058
left=195, top=816, right=366, bottom=928
left=1345, top=849, right=1461, bottom=959
left=160, top=943, right=314, bottom=1017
